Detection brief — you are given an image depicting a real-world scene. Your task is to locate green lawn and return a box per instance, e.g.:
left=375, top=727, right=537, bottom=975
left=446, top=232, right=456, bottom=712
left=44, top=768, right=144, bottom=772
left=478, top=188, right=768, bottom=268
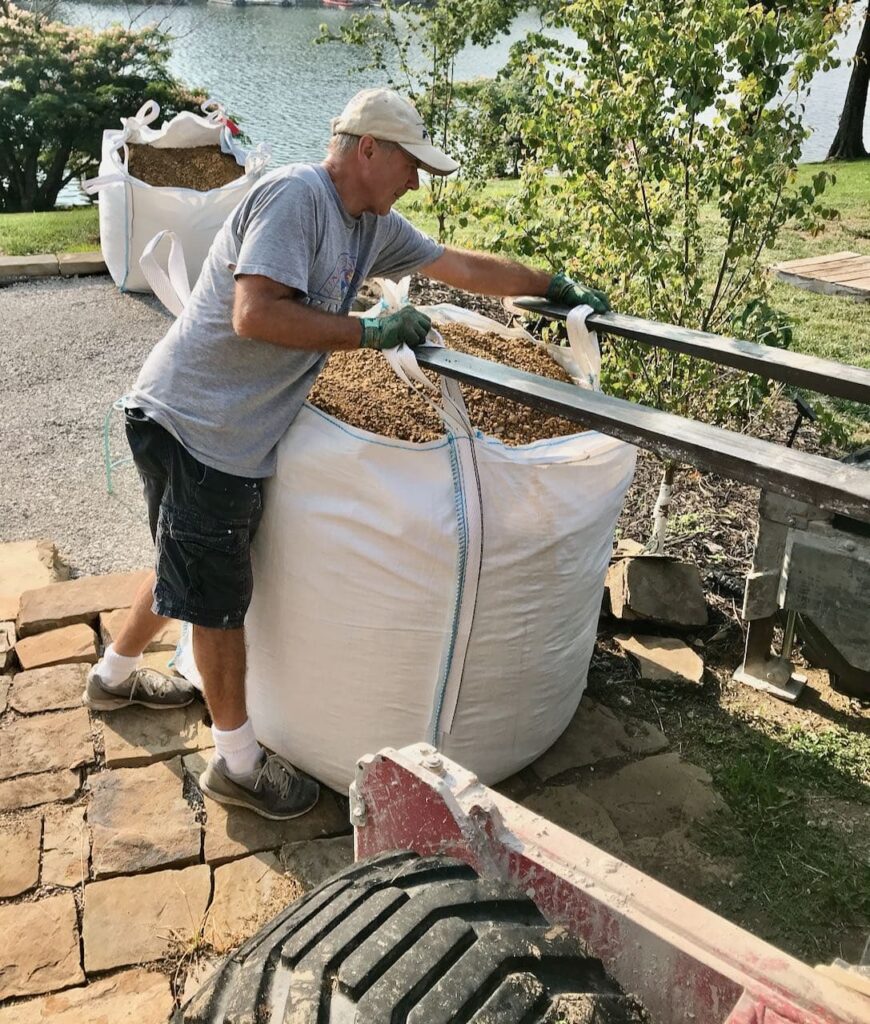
left=0, top=206, right=100, bottom=257
left=727, top=162, right=870, bottom=391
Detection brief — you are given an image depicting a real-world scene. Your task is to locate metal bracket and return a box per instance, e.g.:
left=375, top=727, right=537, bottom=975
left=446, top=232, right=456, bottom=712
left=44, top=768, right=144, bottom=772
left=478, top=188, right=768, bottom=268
left=732, top=661, right=808, bottom=703
left=348, top=755, right=372, bottom=828
left=733, top=616, right=807, bottom=702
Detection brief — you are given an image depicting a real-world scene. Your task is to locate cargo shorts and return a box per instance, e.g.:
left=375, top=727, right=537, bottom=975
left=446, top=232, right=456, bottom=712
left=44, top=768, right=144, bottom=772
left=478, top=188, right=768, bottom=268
left=125, top=407, right=263, bottom=629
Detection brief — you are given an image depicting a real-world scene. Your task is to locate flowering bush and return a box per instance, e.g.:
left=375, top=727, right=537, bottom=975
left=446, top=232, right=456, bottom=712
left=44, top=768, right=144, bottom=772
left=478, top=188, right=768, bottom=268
left=0, top=4, right=203, bottom=211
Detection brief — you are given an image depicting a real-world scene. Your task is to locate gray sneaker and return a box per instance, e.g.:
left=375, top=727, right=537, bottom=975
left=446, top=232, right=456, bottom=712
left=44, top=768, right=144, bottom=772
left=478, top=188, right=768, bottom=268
left=199, top=752, right=320, bottom=820
left=83, top=666, right=197, bottom=711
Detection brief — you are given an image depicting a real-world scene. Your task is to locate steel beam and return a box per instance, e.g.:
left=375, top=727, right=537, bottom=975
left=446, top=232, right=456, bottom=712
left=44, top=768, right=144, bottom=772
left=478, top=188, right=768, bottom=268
left=507, top=298, right=870, bottom=405
left=414, top=346, right=870, bottom=523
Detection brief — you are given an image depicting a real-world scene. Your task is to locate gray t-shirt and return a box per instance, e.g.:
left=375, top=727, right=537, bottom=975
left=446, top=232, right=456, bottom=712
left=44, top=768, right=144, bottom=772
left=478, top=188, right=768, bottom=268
left=128, top=163, right=443, bottom=477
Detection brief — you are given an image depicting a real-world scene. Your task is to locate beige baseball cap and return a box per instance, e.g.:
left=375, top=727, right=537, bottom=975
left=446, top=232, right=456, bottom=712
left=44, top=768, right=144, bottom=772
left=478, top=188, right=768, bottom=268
left=331, top=88, right=459, bottom=176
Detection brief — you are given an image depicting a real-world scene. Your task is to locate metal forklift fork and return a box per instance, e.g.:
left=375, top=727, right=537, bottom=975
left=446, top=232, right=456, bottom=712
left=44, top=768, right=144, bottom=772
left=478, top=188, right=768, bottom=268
left=415, top=299, right=870, bottom=702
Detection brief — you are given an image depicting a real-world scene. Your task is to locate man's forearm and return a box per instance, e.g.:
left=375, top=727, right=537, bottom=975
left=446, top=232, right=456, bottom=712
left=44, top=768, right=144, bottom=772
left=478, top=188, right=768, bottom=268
left=423, top=246, right=552, bottom=297
left=234, top=294, right=363, bottom=352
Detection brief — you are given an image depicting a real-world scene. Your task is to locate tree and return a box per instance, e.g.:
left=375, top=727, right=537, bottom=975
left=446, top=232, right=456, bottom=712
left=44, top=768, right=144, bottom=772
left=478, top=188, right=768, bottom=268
left=491, top=0, right=846, bottom=549
left=0, top=4, right=203, bottom=212
left=318, top=0, right=533, bottom=241
left=452, top=47, right=542, bottom=179
left=827, top=5, right=869, bottom=159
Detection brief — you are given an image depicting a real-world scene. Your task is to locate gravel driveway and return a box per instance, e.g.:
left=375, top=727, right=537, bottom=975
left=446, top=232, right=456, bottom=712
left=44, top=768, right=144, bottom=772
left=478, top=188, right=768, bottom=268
left=1, top=275, right=172, bottom=576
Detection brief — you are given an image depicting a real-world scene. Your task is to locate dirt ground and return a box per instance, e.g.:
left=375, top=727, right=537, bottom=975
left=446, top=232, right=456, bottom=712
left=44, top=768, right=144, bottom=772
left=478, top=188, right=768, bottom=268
left=406, top=275, right=870, bottom=966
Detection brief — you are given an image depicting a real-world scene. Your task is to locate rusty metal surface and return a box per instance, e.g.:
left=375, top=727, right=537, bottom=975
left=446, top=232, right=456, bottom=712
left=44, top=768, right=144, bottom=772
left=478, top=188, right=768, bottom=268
left=354, top=745, right=870, bottom=1024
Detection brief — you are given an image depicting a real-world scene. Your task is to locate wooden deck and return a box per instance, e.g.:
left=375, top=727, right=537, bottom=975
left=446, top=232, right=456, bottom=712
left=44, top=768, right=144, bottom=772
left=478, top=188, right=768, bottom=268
left=770, top=251, right=870, bottom=301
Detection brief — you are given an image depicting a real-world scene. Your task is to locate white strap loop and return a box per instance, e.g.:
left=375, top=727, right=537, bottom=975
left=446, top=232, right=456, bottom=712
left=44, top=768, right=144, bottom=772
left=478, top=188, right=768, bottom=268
left=81, top=171, right=126, bottom=194
left=380, top=329, right=475, bottom=439
left=382, top=335, right=439, bottom=392
left=130, top=99, right=160, bottom=128
left=244, top=142, right=273, bottom=176
left=200, top=97, right=227, bottom=125
left=139, top=230, right=191, bottom=318
left=116, top=100, right=160, bottom=146
left=565, top=304, right=602, bottom=391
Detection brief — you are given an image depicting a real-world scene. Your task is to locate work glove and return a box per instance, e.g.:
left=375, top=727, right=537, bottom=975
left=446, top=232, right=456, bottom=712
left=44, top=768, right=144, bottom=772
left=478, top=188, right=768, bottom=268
left=546, top=271, right=610, bottom=314
left=360, top=306, right=433, bottom=350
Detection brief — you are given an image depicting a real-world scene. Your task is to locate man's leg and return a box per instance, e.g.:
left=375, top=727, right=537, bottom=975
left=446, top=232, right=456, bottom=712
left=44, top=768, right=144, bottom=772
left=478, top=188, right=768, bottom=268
left=196, top=620, right=319, bottom=819
left=112, top=571, right=170, bottom=657
left=169, top=470, right=319, bottom=819
left=193, top=623, right=247, bottom=729
left=83, top=570, right=196, bottom=710
left=83, top=408, right=196, bottom=712
left=193, top=624, right=263, bottom=778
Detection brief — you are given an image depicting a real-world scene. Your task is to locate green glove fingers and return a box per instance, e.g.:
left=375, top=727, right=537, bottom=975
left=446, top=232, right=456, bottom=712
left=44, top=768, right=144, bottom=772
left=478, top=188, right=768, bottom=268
left=360, top=305, right=433, bottom=351
left=546, top=271, right=611, bottom=314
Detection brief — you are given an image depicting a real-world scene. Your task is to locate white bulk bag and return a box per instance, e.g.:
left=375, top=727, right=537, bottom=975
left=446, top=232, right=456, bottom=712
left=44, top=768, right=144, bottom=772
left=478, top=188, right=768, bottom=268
left=243, top=405, right=634, bottom=792
left=173, top=292, right=635, bottom=791
left=83, top=99, right=271, bottom=293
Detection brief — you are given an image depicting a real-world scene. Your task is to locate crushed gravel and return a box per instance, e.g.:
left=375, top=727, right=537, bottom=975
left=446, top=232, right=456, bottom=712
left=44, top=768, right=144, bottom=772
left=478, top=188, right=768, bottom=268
left=127, top=144, right=245, bottom=191
left=309, top=323, right=580, bottom=445
left=0, top=275, right=170, bottom=577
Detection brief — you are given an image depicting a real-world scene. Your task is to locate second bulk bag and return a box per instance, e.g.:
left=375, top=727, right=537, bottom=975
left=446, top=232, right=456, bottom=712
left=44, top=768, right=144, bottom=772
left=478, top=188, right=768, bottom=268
left=84, top=98, right=271, bottom=293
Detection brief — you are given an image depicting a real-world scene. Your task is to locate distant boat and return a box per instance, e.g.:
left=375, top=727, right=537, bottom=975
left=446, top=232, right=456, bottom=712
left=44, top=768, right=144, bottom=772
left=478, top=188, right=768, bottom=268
left=210, top=0, right=296, bottom=5
left=321, top=0, right=371, bottom=8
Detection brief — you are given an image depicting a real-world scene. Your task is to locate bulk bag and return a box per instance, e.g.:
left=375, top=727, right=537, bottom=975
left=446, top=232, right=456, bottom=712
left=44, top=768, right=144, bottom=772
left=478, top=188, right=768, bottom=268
left=83, top=99, right=271, bottom=293
left=174, top=299, right=635, bottom=792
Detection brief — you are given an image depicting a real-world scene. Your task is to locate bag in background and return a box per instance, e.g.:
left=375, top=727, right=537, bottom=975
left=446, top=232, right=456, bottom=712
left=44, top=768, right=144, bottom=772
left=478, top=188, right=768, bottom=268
left=83, top=98, right=271, bottom=294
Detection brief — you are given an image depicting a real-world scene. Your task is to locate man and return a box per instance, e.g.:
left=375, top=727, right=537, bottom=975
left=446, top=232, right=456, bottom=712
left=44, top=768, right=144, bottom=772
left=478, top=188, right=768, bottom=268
left=84, top=88, right=609, bottom=820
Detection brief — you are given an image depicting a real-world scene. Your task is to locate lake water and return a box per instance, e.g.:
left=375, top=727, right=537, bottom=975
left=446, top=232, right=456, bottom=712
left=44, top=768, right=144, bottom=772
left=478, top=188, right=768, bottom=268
left=57, top=1, right=867, bottom=203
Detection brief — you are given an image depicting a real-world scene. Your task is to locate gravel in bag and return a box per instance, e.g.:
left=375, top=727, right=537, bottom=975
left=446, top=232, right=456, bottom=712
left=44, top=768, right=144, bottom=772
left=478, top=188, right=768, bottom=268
left=127, top=144, right=245, bottom=191
left=309, top=323, right=584, bottom=445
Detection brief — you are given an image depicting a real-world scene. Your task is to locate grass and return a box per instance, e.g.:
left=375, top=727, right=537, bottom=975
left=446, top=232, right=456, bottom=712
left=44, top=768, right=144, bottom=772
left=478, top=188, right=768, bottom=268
left=0, top=206, right=100, bottom=257
left=621, top=674, right=870, bottom=963
left=691, top=716, right=870, bottom=962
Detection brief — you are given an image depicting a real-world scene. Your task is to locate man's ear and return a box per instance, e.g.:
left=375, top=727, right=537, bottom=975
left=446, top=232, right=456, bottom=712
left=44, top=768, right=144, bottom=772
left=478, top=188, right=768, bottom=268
left=359, top=135, right=377, bottom=163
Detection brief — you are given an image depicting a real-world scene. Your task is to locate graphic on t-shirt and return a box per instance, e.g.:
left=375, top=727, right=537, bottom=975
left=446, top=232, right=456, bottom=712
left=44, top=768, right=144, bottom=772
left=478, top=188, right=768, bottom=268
left=311, top=252, right=357, bottom=310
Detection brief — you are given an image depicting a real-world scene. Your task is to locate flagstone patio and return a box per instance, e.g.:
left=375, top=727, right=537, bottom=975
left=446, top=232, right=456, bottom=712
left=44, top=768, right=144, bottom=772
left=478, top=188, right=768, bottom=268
left=0, top=545, right=354, bottom=1019
left=0, top=538, right=734, bottom=1021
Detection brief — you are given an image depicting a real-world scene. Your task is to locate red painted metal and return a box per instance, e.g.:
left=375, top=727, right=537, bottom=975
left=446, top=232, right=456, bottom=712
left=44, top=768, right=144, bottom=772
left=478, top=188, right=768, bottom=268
left=352, top=745, right=870, bottom=1024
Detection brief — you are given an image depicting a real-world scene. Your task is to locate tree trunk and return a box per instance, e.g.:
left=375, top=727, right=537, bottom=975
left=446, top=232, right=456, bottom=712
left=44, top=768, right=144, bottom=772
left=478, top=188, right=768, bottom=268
left=645, top=461, right=676, bottom=555
left=36, top=145, right=70, bottom=211
left=827, top=9, right=870, bottom=160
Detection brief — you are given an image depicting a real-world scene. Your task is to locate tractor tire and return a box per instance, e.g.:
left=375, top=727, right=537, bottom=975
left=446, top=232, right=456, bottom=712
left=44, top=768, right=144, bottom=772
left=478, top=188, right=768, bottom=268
left=176, top=851, right=647, bottom=1024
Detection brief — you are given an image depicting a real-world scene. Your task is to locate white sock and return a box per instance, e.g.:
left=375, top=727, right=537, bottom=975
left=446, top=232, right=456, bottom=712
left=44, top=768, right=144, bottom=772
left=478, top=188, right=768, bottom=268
left=96, top=644, right=142, bottom=690
left=212, top=719, right=263, bottom=777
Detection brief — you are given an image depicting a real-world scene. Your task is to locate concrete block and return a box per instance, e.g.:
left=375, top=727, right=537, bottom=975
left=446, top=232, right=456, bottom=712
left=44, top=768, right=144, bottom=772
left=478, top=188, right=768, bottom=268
left=58, top=251, right=107, bottom=277
left=0, top=254, right=59, bottom=281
